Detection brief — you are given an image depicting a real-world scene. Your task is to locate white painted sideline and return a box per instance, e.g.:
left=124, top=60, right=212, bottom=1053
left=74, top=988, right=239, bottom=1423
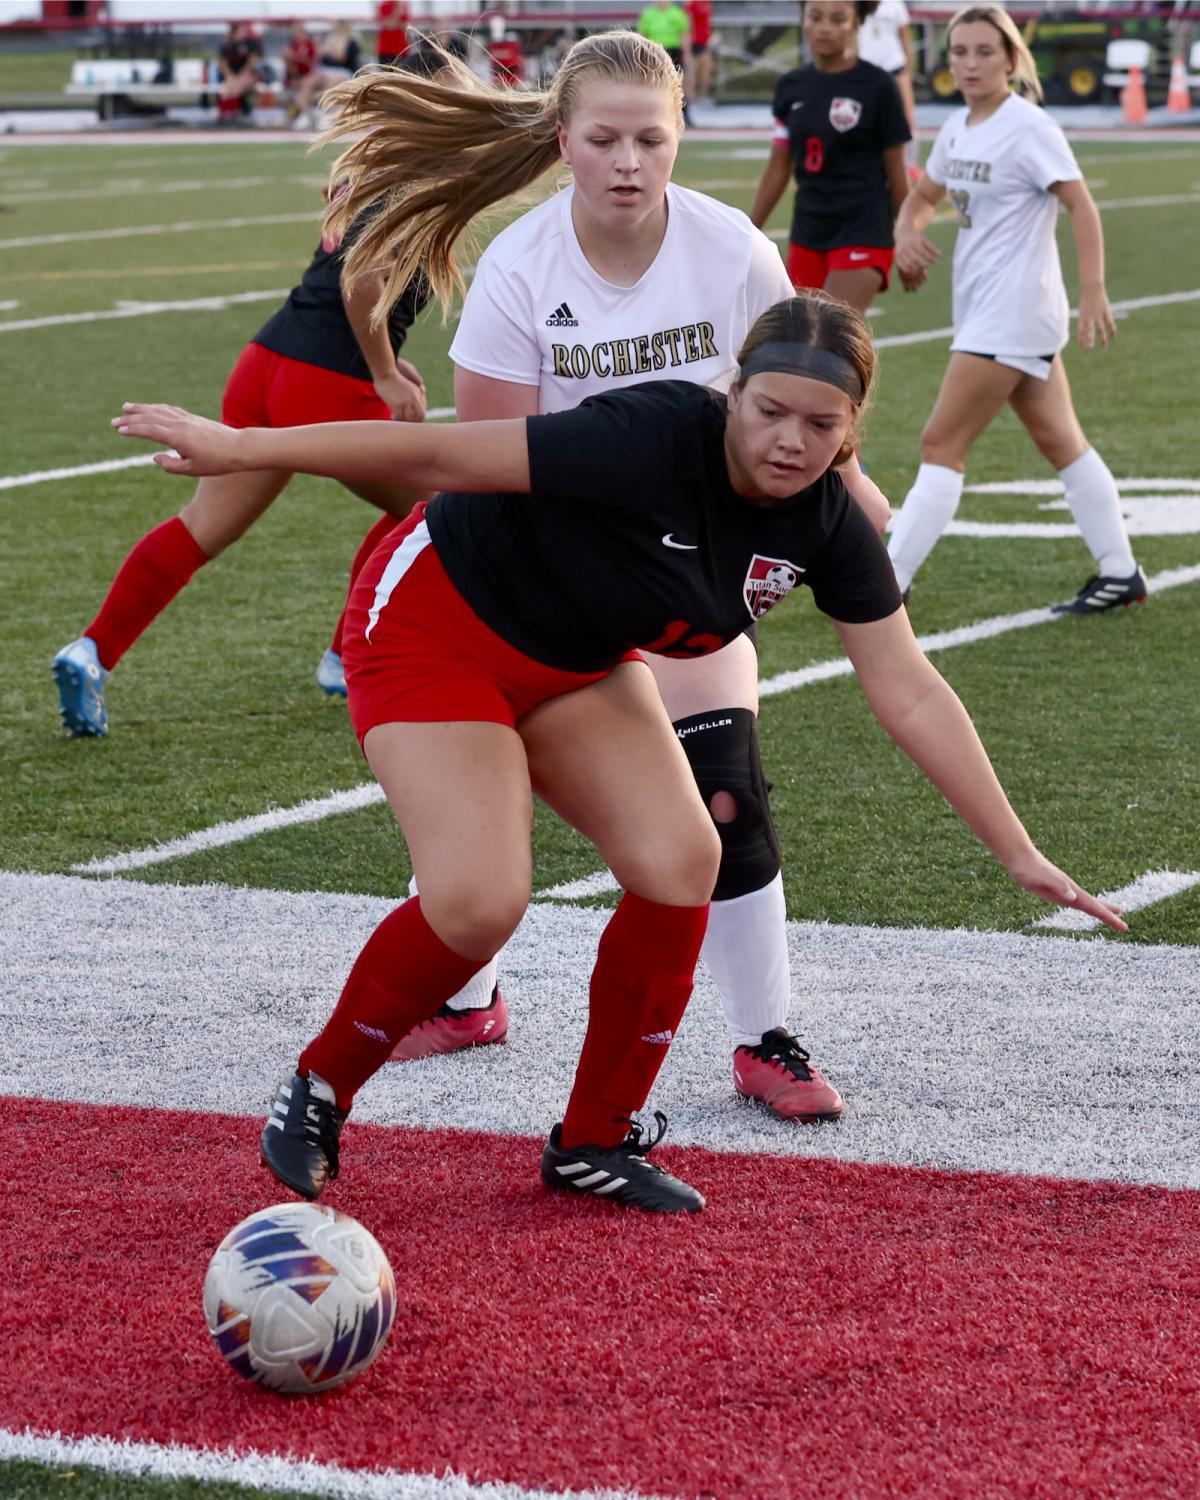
left=68, top=562, right=1200, bottom=877
left=0, top=1429, right=649, bottom=1500
left=1034, top=870, right=1200, bottom=932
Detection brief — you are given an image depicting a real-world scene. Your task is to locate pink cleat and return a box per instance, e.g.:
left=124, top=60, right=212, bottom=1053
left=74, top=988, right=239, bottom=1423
left=389, top=988, right=509, bottom=1062
left=733, top=1028, right=843, bottom=1122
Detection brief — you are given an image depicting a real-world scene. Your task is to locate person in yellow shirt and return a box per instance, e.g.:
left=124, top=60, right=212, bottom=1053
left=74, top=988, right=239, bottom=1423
left=638, top=0, right=692, bottom=119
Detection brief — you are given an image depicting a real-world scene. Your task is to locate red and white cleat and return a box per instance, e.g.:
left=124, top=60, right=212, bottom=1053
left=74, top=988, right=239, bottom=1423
left=389, top=987, right=509, bottom=1062
left=733, top=1028, right=843, bottom=1122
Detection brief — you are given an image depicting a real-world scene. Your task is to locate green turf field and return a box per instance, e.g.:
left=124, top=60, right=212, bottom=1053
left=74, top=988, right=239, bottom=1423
left=2, top=127, right=1199, bottom=1500
left=3, top=134, right=1197, bottom=936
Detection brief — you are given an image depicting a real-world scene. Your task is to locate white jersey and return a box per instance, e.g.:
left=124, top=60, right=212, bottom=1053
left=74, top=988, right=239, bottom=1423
left=856, top=0, right=911, bottom=74
left=925, top=94, right=1083, bottom=358
left=449, top=182, right=794, bottom=413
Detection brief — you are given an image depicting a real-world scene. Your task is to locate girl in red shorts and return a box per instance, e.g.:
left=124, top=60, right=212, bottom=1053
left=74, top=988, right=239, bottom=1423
left=114, top=292, right=1125, bottom=1215
left=51, top=196, right=429, bottom=738
left=749, top=0, right=911, bottom=315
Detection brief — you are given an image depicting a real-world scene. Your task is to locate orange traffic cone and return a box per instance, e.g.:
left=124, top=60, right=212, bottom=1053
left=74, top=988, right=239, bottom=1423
left=1167, top=55, right=1191, bottom=114
left=1121, top=63, right=1148, bottom=124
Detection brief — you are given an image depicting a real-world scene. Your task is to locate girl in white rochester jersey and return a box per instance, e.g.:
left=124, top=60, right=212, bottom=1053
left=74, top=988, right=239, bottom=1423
left=888, top=5, right=1145, bottom=614
left=319, top=32, right=892, bottom=1121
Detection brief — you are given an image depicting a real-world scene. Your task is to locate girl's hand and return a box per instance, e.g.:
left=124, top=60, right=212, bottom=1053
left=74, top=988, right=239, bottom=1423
left=375, top=368, right=427, bottom=423
left=1077, top=286, right=1117, bottom=350
left=894, top=230, right=939, bottom=285
left=112, top=403, right=244, bottom=476
left=1007, top=850, right=1127, bottom=932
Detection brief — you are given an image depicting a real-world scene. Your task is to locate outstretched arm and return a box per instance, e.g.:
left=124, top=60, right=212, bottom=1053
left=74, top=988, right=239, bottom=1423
left=834, top=610, right=1127, bottom=930
left=113, top=403, right=532, bottom=493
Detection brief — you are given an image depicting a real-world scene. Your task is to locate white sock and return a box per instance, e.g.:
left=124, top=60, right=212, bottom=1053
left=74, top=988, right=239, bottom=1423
left=702, top=872, right=791, bottom=1049
left=886, top=462, right=964, bottom=592
left=407, top=873, right=499, bottom=1012
left=1058, top=448, right=1136, bottom=577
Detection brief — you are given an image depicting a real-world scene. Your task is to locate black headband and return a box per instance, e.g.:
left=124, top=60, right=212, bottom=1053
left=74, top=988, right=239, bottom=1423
left=737, top=343, right=864, bottom=403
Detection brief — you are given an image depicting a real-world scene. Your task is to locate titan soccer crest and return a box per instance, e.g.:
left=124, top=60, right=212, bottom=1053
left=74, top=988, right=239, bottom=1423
left=829, top=97, right=862, bottom=132
left=743, top=555, right=803, bottom=620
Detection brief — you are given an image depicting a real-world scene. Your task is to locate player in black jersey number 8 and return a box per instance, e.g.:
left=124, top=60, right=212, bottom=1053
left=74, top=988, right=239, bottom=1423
left=114, top=291, right=1126, bottom=1215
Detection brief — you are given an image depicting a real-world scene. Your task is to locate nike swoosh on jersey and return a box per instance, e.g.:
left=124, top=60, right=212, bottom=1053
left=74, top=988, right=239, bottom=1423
left=662, top=534, right=699, bottom=550
left=849, top=251, right=870, bottom=261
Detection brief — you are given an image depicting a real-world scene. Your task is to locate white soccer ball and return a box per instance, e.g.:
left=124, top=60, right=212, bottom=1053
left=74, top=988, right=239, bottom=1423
left=765, top=563, right=797, bottom=591
left=203, top=1202, right=395, bottom=1394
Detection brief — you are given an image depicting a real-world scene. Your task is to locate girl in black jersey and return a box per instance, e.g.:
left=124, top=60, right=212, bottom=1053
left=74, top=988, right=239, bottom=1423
left=114, top=293, right=1125, bottom=1217
left=750, top=0, right=911, bottom=314
left=51, top=196, right=429, bottom=739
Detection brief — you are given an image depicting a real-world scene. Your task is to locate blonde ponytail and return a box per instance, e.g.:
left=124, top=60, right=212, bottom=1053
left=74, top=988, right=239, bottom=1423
left=947, top=5, right=1043, bottom=103
left=318, top=31, right=684, bottom=322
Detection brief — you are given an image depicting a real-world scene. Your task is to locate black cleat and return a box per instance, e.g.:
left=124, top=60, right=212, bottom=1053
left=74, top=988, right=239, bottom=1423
left=260, top=1072, right=347, bottom=1201
left=541, top=1112, right=704, bottom=1215
left=1051, top=565, right=1148, bottom=615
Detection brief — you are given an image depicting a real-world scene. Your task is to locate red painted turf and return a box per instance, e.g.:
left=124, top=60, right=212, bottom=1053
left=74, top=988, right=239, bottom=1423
left=5, top=1097, right=1200, bottom=1498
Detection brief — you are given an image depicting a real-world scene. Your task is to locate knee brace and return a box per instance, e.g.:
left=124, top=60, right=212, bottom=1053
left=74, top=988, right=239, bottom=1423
left=674, top=707, right=780, bottom=902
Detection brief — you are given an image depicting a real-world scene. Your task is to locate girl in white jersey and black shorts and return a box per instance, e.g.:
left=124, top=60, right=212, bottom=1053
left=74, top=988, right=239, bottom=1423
left=887, top=5, right=1145, bottom=614
left=315, top=32, right=894, bottom=1123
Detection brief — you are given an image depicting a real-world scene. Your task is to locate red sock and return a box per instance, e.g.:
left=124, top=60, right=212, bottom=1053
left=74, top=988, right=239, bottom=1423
left=85, top=517, right=209, bottom=670
left=560, top=893, right=710, bottom=1149
left=331, top=513, right=398, bottom=657
left=299, top=896, right=482, bottom=1110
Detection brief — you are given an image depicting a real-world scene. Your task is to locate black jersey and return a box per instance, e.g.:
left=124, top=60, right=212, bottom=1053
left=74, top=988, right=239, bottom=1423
left=772, top=61, right=910, bottom=251
left=425, top=381, right=900, bottom=673
left=251, top=213, right=428, bottom=382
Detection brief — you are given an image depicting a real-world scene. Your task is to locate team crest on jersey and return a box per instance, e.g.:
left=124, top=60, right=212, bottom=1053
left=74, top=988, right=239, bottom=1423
left=743, top=555, right=803, bottom=620
left=829, top=97, right=862, bottom=132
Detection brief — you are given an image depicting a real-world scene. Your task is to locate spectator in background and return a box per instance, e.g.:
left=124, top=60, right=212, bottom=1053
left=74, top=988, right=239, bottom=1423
left=293, top=18, right=364, bottom=130
left=282, top=22, right=318, bottom=122
left=376, top=0, right=411, bottom=68
left=855, top=0, right=919, bottom=174
left=216, top=22, right=258, bottom=126
left=489, top=30, right=526, bottom=87
left=637, top=0, right=692, bottom=121
left=685, top=0, right=715, bottom=103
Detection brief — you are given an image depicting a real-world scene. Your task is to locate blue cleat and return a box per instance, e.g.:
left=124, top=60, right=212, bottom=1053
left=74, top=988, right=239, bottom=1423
left=316, top=647, right=347, bottom=697
left=52, top=637, right=109, bottom=737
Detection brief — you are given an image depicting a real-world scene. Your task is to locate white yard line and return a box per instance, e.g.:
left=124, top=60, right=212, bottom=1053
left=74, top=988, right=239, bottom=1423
left=759, top=561, right=1200, bottom=697
left=0, top=210, right=318, bottom=251
left=0, top=1430, right=645, bottom=1500
left=65, top=562, right=1200, bottom=878
left=0, top=286, right=291, bottom=333
left=70, top=783, right=388, bottom=876
left=871, top=287, right=1200, bottom=352
left=534, top=870, right=621, bottom=901
left=1034, top=870, right=1200, bottom=932
left=4, top=174, right=322, bottom=204
left=1, top=410, right=457, bottom=493
left=0, top=454, right=157, bottom=491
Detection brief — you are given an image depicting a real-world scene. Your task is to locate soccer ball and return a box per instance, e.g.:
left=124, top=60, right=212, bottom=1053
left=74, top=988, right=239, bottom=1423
left=203, top=1202, right=395, bottom=1394
left=765, top=563, right=797, bottom=592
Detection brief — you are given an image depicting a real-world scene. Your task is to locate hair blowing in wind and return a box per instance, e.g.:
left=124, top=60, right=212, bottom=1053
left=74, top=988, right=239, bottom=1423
left=316, top=32, right=684, bottom=324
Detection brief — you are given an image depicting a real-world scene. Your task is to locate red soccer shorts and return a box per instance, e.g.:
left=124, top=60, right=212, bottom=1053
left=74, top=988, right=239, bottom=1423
left=341, top=504, right=637, bottom=746
left=787, top=243, right=895, bottom=292
left=220, top=342, right=391, bottom=428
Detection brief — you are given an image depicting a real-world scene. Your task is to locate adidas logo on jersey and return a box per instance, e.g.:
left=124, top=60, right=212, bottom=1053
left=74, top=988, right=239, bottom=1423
left=545, top=301, right=579, bottom=327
